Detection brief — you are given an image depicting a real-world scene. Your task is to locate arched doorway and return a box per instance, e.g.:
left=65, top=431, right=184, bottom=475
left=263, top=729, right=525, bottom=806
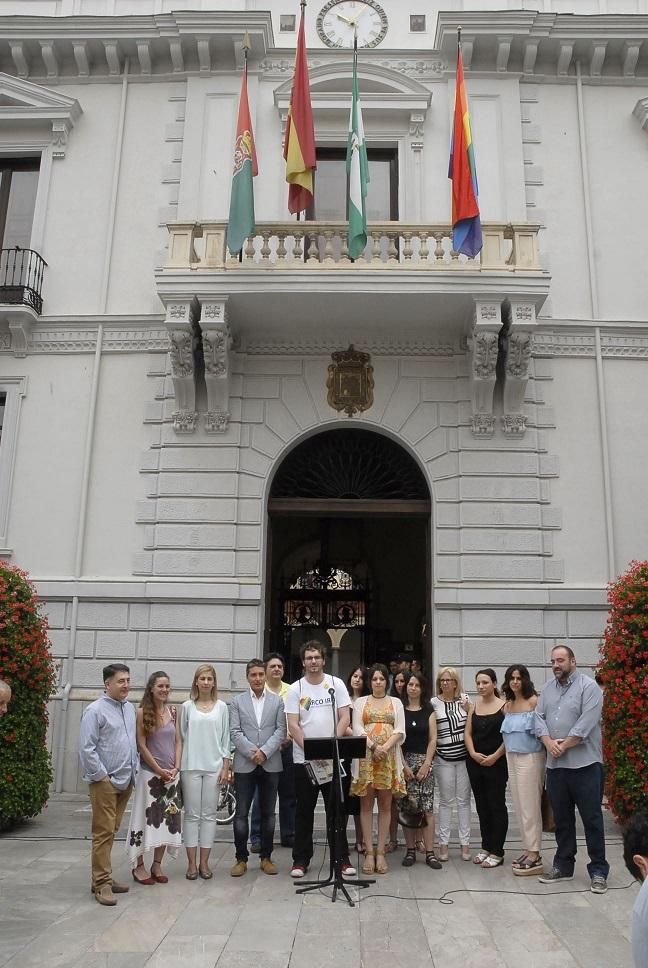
left=264, top=428, right=432, bottom=681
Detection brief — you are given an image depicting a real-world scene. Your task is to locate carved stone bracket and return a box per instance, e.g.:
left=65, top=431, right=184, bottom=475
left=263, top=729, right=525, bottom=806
left=164, top=297, right=200, bottom=433
left=502, top=301, right=535, bottom=437
left=201, top=301, right=232, bottom=434
left=5, top=307, right=38, bottom=358
left=468, top=300, right=501, bottom=438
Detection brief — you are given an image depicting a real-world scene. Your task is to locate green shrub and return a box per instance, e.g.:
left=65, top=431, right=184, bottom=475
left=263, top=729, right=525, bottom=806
left=0, top=563, right=57, bottom=829
left=596, top=560, right=648, bottom=822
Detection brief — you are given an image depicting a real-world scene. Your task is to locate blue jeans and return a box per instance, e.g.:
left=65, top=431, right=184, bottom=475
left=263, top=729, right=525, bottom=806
left=250, top=744, right=295, bottom=845
left=233, top=768, right=279, bottom=862
left=546, top=762, right=609, bottom=878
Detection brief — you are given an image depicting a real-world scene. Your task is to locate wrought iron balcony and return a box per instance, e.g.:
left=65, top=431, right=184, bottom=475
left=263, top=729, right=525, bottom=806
left=0, top=247, right=47, bottom=315
left=164, top=220, right=542, bottom=273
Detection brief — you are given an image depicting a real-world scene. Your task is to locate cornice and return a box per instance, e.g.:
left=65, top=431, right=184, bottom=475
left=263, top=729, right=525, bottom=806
left=533, top=331, right=648, bottom=357
left=0, top=318, right=169, bottom=353
left=241, top=336, right=457, bottom=356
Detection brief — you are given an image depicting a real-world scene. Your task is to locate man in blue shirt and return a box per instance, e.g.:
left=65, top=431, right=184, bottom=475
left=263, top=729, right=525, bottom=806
left=79, top=663, right=138, bottom=905
left=534, top=645, right=609, bottom=893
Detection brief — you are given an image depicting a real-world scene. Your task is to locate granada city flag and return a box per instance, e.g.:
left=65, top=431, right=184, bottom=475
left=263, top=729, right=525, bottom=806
left=448, top=36, right=483, bottom=258
left=346, top=40, right=370, bottom=261
left=284, top=3, right=316, bottom=214
left=227, top=60, right=258, bottom=255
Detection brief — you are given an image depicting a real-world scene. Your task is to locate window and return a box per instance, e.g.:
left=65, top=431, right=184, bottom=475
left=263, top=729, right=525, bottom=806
left=0, top=159, right=40, bottom=249
left=410, top=15, right=426, bottom=32
left=307, top=147, right=398, bottom=221
left=0, top=376, right=27, bottom=557
left=280, top=14, right=296, bottom=31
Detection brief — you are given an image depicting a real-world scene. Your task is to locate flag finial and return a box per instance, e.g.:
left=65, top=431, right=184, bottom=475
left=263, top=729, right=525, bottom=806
left=242, top=31, right=251, bottom=53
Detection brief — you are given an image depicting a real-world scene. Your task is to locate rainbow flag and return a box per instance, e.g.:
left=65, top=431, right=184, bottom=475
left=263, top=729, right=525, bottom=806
left=448, top=38, right=482, bottom=258
left=227, top=60, right=258, bottom=255
left=284, top=4, right=316, bottom=214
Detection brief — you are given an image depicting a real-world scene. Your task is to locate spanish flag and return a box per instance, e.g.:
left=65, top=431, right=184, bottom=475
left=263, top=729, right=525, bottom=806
left=284, top=3, right=316, bottom=214
left=448, top=34, right=482, bottom=258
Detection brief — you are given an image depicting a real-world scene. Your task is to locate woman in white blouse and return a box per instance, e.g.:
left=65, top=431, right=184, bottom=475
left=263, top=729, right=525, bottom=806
left=431, top=667, right=472, bottom=862
left=177, top=664, right=230, bottom=880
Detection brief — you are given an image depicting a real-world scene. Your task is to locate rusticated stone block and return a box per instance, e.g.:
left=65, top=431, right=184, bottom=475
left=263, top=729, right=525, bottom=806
left=77, top=602, right=129, bottom=630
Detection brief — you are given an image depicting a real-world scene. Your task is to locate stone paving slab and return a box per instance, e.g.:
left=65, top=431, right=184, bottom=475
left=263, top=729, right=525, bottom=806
left=0, top=795, right=638, bottom=968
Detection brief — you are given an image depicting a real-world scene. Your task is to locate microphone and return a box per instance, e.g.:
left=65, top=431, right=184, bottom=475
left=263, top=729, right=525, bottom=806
left=328, top=687, right=335, bottom=697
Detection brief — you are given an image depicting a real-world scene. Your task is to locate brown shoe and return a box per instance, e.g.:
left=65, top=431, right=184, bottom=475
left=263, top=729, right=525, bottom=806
left=230, top=860, right=247, bottom=877
left=94, top=884, right=117, bottom=906
left=110, top=879, right=130, bottom=894
left=260, top=858, right=278, bottom=875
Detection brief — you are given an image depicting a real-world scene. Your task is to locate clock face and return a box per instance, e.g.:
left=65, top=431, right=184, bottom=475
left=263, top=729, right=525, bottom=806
left=317, top=0, right=388, bottom=50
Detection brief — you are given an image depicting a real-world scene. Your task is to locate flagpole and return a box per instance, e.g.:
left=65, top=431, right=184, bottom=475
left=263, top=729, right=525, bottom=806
left=296, top=0, right=306, bottom=223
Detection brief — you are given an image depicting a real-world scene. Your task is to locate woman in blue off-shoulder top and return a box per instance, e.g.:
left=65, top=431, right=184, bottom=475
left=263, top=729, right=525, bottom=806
left=501, top=665, right=546, bottom=877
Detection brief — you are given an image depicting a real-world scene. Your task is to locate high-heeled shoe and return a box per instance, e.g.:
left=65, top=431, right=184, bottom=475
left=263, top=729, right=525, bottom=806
left=375, top=852, right=388, bottom=874
left=132, top=867, right=156, bottom=885
left=362, top=849, right=375, bottom=874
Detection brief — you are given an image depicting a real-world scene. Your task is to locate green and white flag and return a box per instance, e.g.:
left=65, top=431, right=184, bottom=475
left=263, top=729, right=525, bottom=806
left=346, top=40, right=369, bottom=261
left=227, top=59, right=258, bottom=256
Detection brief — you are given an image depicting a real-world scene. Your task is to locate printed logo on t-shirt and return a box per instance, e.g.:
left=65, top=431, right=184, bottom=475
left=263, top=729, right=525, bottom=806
left=300, top=681, right=333, bottom=711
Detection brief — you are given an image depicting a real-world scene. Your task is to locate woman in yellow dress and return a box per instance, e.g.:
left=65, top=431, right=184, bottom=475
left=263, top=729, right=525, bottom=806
left=351, top=663, right=406, bottom=874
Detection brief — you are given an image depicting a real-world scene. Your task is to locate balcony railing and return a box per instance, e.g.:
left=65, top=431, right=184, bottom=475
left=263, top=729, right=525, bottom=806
left=165, top=221, right=542, bottom=273
left=0, top=247, right=47, bottom=315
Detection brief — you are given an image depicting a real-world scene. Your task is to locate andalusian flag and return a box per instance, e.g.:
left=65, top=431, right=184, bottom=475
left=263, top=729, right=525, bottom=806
left=227, top=59, right=258, bottom=255
left=346, top=38, right=369, bottom=261
left=448, top=34, right=482, bottom=258
left=284, top=3, right=316, bottom=214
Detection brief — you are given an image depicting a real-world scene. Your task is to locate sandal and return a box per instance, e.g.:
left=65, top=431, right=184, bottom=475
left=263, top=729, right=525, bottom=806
left=472, top=850, right=489, bottom=865
left=426, top=851, right=442, bottom=870
left=362, top=850, right=375, bottom=875
left=416, top=840, right=425, bottom=853
left=512, top=853, right=528, bottom=869
left=355, top=842, right=366, bottom=855
left=513, top=856, right=543, bottom=877
left=438, top=846, right=449, bottom=862
left=402, top=849, right=416, bottom=867
left=461, top=846, right=472, bottom=862
left=385, top=839, right=399, bottom=854
left=481, top=854, right=504, bottom=868
left=375, top=852, right=388, bottom=874
left=150, top=863, right=168, bottom=884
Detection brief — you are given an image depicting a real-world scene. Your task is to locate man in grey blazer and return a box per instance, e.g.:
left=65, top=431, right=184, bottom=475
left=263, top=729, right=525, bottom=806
left=230, top=658, right=287, bottom=876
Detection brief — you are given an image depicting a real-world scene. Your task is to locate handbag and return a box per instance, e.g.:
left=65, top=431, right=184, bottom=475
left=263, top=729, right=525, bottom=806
left=397, top=795, right=428, bottom=829
left=541, top=787, right=555, bottom=833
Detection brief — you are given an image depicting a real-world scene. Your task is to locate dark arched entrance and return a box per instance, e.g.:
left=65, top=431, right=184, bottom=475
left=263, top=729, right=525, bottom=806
left=265, top=429, right=432, bottom=681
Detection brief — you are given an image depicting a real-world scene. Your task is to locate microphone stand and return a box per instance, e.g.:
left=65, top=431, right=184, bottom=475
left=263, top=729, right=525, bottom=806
left=296, top=686, right=374, bottom=905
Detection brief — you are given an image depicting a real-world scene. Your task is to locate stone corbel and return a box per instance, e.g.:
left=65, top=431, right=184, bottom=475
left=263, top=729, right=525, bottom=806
left=5, top=306, right=38, bottom=357
left=409, top=112, right=425, bottom=152
left=165, top=298, right=200, bottom=433
left=201, top=300, right=232, bottom=434
left=502, top=301, right=535, bottom=437
left=468, top=300, right=502, bottom=438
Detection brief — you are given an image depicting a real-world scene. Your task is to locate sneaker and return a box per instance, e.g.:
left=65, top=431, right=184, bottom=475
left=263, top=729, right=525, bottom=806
left=249, top=842, right=261, bottom=854
left=341, top=862, right=357, bottom=878
left=230, top=860, right=247, bottom=877
left=590, top=875, right=608, bottom=894
left=260, top=858, right=278, bottom=875
left=290, top=864, right=308, bottom=879
left=538, top=867, right=574, bottom=884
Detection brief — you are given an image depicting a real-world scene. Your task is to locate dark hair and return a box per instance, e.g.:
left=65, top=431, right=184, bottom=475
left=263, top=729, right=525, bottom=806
left=300, top=640, right=327, bottom=662
left=623, top=813, right=648, bottom=882
left=346, top=666, right=369, bottom=698
left=390, top=668, right=407, bottom=697
left=475, top=668, right=500, bottom=699
left=403, top=671, right=431, bottom=708
left=502, top=664, right=537, bottom=701
left=368, top=663, right=390, bottom=695
left=246, top=659, right=265, bottom=674
left=140, top=671, right=170, bottom=736
left=264, top=652, right=285, bottom=668
left=103, top=663, right=130, bottom=683
left=552, top=645, right=575, bottom=661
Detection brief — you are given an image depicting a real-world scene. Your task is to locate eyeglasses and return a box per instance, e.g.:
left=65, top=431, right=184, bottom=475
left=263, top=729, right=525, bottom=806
left=439, top=679, right=455, bottom=684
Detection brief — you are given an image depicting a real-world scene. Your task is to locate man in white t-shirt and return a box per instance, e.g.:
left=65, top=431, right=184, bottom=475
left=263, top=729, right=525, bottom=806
left=623, top=812, right=648, bottom=968
left=284, top=641, right=356, bottom=879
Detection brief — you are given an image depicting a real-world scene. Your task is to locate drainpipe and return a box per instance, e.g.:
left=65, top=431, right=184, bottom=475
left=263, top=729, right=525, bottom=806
left=55, top=60, right=130, bottom=793
left=575, top=62, right=615, bottom=578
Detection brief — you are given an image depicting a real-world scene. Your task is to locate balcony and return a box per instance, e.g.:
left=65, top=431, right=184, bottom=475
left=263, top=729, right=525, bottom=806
left=0, top=247, right=47, bottom=356
left=156, top=220, right=550, bottom=339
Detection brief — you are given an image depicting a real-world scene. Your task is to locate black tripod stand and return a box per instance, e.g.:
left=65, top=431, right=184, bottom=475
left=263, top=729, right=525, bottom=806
left=295, top=691, right=374, bottom=905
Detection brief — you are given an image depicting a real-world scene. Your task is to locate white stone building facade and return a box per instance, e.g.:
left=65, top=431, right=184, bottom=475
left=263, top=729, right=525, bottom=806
left=0, top=0, right=647, bottom=791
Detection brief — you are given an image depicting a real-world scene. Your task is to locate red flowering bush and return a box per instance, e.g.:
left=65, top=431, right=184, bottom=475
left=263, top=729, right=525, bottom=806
left=596, top=560, right=648, bottom=822
left=0, top=563, right=57, bottom=829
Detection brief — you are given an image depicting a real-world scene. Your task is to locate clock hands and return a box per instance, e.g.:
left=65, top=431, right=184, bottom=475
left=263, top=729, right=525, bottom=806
left=336, top=12, right=356, bottom=26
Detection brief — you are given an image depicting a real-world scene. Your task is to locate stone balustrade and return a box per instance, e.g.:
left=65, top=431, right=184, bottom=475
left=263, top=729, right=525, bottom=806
left=165, top=221, right=542, bottom=273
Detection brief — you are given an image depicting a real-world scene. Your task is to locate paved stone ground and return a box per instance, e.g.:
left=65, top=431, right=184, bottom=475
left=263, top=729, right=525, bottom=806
left=0, top=795, right=637, bottom=968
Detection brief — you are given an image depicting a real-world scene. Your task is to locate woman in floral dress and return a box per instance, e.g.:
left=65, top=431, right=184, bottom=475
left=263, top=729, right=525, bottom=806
left=126, top=670, right=182, bottom=883
left=351, top=663, right=406, bottom=874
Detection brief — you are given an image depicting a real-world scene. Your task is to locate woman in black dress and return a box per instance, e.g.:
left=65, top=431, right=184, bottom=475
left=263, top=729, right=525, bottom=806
left=464, top=668, right=508, bottom=868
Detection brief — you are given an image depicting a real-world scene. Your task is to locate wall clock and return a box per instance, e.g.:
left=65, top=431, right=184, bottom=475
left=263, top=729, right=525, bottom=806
left=316, top=0, right=388, bottom=49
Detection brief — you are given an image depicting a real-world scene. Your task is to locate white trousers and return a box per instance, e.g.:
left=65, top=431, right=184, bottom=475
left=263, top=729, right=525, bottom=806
left=181, top=770, right=219, bottom=849
left=506, top=750, right=546, bottom=854
left=433, top=755, right=472, bottom=846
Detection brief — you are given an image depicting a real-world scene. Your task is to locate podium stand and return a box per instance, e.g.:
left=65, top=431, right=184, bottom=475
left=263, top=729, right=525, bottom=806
left=297, top=734, right=374, bottom=906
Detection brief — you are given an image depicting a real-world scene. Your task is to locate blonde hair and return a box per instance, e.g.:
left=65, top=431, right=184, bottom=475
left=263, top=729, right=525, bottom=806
left=436, top=666, right=463, bottom=699
left=190, top=664, right=218, bottom=701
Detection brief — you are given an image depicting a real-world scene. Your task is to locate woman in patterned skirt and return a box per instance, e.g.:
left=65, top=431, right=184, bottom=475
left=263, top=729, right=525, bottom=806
left=400, top=672, right=442, bottom=869
left=126, top=670, right=182, bottom=883
left=351, top=663, right=406, bottom=874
